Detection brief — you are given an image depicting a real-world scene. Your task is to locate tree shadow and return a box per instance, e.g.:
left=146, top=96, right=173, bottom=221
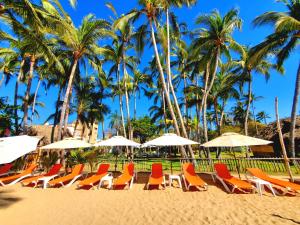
left=0, top=190, right=22, bottom=209
left=272, top=214, right=300, bottom=224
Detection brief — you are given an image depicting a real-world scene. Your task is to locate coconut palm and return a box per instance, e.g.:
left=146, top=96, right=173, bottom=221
left=256, top=111, right=270, bottom=125
left=191, top=9, right=243, bottom=143
left=56, top=14, right=112, bottom=140
left=252, top=0, right=300, bottom=157
left=233, top=46, right=279, bottom=136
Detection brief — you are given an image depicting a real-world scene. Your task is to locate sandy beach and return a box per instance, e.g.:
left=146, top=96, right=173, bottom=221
left=0, top=174, right=300, bottom=225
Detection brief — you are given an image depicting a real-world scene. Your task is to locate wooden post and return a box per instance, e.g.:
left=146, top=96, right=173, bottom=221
left=275, top=97, right=294, bottom=182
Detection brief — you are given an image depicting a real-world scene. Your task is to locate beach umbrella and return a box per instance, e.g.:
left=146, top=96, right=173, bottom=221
left=201, top=132, right=272, bottom=148
left=0, top=135, right=41, bottom=164
left=94, top=136, right=140, bottom=147
left=41, top=138, right=92, bottom=150
left=142, top=133, right=199, bottom=147
left=201, top=132, right=273, bottom=178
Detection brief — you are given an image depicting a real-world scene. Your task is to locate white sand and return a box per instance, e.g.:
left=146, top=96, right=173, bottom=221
left=0, top=174, right=300, bottom=225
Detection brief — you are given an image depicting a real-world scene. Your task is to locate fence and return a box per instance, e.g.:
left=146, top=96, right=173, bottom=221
left=96, top=157, right=300, bottom=175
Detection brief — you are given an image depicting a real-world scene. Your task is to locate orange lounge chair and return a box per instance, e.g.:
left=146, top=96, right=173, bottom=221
left=182, top=163, right=207, bottom=191
left=147, top=163, right=166, bottom=189
left=47, top=164, right=84, bottom=188
left=214, top=163, right=254, bottom=193
left=0, top=164, right=37, bottom=186
left=247, top=168, right=300, bottom=195
left=78, top=163, right=110, bottom=189
left=21, top=164, right=62, bottom=188
left=0, top=163, right=13, bottom=177
left=112, top=163, right=134, bottom=190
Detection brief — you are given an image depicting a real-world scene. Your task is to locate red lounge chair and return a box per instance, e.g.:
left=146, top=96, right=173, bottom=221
left=147, top=163, right=166, bottom=189
left=21, top=164, right=62, bottom=187
left=0, top=163, right=13, bottom=177
left=113, top=163, right=134, bottom=190
left=78, top=164, right=110, bottom=189
left=0, top=164, right=37, bottom=186
left=214, top=163, right=254, bottom=193
left=182, top=163, right=207, bottom=191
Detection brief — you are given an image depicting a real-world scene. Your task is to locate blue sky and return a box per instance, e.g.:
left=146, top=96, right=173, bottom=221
left=0, top=0, right=299, bottom=136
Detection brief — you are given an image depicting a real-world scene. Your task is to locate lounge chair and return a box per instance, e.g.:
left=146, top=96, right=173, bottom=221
left=182, top=163, right=207, bottom=191
left=214, top=163, right=254, bottom=193
left=112, top=163, right=134, bottom=190
left=0, top=163, right=13, bottom=177
left=0, top=164, right=37, bottom=186
left=247, top=168, right=300, bottom=195
left=47, top=164, right=84, bottom=188
left=77, top=163, right=110, bottom=189
left=21, top=164, right=62, bottom=188
left=147, top=163, right=166, bottom=189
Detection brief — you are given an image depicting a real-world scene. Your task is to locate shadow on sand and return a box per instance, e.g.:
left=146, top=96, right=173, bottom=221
left=272, top=214, right=300, bottom=224
left=0, top=190, right=22, bottom=209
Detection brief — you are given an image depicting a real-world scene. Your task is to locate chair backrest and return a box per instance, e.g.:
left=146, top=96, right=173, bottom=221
left=71, top=164, right=84, bottom=175
left=23, top=164, right=37, bottom=174
left=151, top=163, right=163, bottom=178
left=247, top=168, right=269, bottom=180
left=0, top=163, right=12, bottom=175
left=182, top=163, right=196, bottom=176
left=45, top=164, right=62, bottom=176
left=96, top=164, right=110, bottom=175
left=123, top=163, right=134, bottom=176
left=214, top=163, right=232, bottom=179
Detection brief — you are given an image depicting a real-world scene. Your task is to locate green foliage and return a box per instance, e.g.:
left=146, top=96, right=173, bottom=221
left=0, top=97, right=17, bottom=136
left=131, top=116, right=158, bottom=143
left=41, top=152, right=59, bottom=172
left=65, top=149, right=86, bottom=169
left=81, top=149, right=99, bottom=173
left=11, top=157, right=26, bottom=172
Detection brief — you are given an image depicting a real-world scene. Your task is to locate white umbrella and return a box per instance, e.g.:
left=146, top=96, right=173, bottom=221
left=41, top=138, right=92, bottom=150
left=201, top=132, right=272, bottom=148
left=94, top=136, right=140, bottom=147
left=0, top=135, right=40, bottom=164
left=142, top=133, right=199, bottom=147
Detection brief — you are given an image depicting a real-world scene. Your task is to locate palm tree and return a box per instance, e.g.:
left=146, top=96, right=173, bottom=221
left=252, top=0, right=300, bottom=157
left=56, top=14, right=112, bottom=140
left=191, top=9, right=243, bottom=143
left=234, top=46, right=278, bottom=136
left=256, top=111, right=270, bottom=125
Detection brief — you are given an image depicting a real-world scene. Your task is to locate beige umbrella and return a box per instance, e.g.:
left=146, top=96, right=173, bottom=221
left=94, top=136, right=140, bottom=147
left=142, top=133, right=199, bottom=147
left=201, top=132, right=273, bottom=178
left=41, top=138, right=92, bottom=150
left=201, top=132, right=272, bottom=148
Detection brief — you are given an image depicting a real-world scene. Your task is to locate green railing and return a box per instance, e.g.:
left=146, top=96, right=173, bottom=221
left=94, top=157, right=300, bottom=175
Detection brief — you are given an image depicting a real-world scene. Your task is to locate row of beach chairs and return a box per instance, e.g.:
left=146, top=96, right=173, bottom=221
left=0, top=162, right=299, bottom=195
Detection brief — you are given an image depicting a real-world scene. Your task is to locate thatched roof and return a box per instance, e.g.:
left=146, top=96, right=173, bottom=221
left=257, top=116, right=300, bottom=156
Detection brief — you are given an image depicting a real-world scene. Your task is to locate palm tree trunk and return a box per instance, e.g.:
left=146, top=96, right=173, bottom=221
left=14, top=59, right=25, bottom=134
left=134, top=90, right=137, bottom=119
left=63, top=88, right=72, bottom=135
left=122, top=53, right=132, bottom=140
left=252, top=101, right=258, bottom=135
left=58, top=58, right=78, bottom=140
left=51, top=86, right=62, bottom=143
left=117, top=64, right=127, bottom=139
left=73, top=117, right=79, bottom=137
left=213, top=98, right=221, bottom=135
left=244, top=72, right=252, bottom=136
left=162, top=92, right=168, bottom=132
left=30, top=78, right=41, bottom=125
left=23, top=56, right=35, bottom=132
left=289, top=62, right=300, bottom=158
left=165, top=10, right=195, bottom=159
left=102, top=120, right=105, bottom=139
left=150, top=20, right=187, bottom=158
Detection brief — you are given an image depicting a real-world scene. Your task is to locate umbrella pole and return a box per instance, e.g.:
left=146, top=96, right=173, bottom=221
left=231, top=147, right=241, bottom=179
